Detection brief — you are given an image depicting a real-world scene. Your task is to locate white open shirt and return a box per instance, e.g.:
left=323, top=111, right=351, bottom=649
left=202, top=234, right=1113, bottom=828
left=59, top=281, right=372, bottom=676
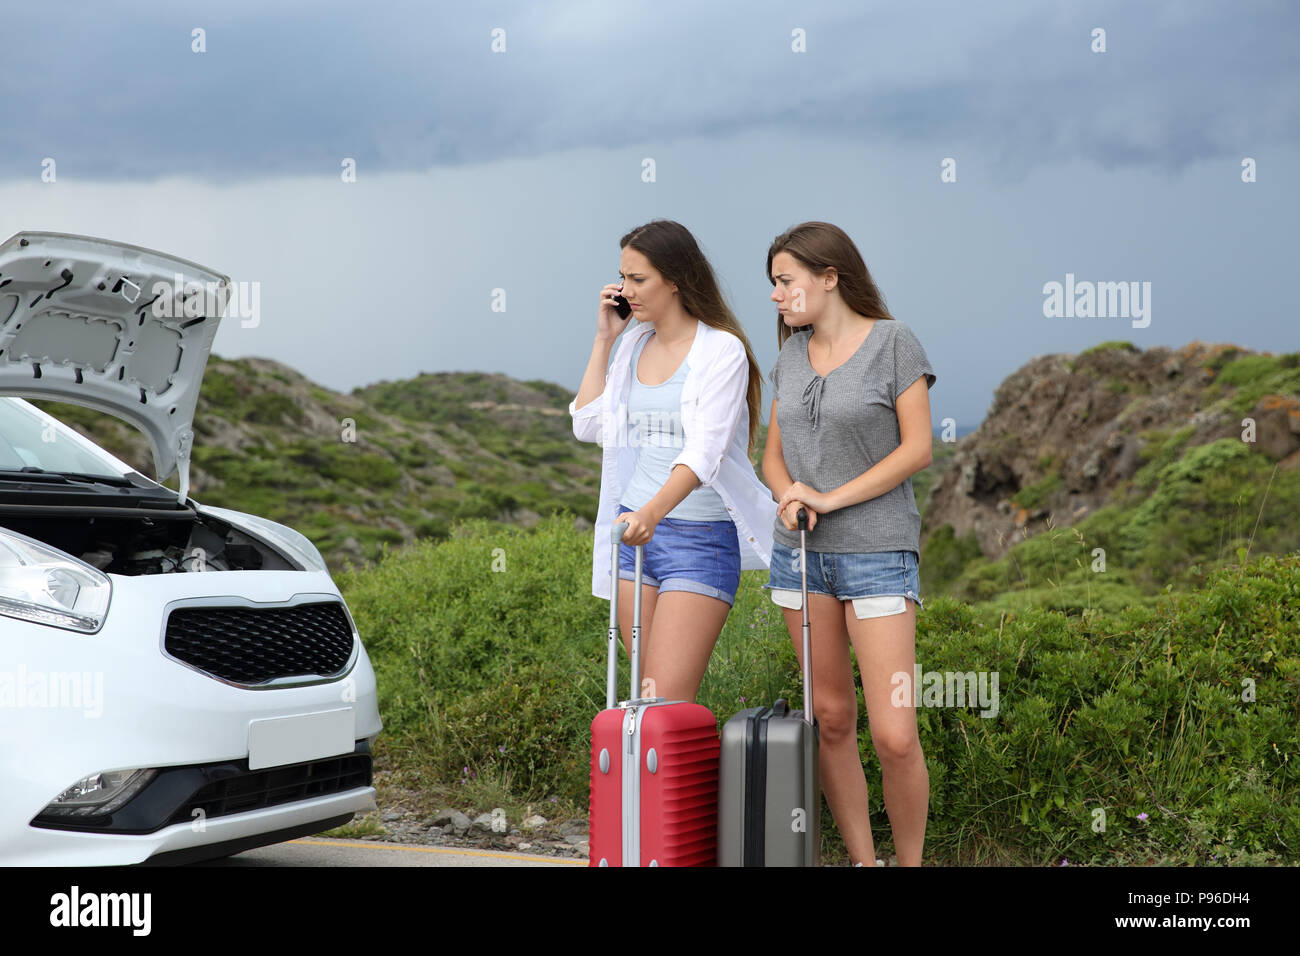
left=569, top=321, right=777, bottom=601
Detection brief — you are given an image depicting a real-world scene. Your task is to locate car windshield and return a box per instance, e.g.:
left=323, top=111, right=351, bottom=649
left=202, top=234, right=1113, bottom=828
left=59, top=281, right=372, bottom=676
left=0, top=397, right=132, bottom=477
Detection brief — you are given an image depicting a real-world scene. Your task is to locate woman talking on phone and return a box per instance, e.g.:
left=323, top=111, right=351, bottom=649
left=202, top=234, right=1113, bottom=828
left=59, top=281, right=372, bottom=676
left=761, top=221, right=937, bottom=867
left=569, top=219, right=776, bottom=704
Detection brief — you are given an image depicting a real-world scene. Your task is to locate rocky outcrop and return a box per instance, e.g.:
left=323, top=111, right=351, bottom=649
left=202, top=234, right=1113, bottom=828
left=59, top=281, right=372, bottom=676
left=922, top=342, right=1299, bottom=559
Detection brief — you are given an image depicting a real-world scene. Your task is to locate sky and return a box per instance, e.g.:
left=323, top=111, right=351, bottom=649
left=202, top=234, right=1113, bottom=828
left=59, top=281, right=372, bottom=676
left=1, top=0, right=1296, bottom=429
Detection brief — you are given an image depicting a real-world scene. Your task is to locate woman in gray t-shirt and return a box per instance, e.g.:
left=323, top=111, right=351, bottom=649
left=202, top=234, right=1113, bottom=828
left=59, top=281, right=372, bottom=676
left=760, top=221, right=936, bottom=868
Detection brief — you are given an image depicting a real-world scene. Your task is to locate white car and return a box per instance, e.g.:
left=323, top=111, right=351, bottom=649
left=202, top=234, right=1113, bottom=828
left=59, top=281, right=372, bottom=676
left=0, top=231, right=382, bottom=865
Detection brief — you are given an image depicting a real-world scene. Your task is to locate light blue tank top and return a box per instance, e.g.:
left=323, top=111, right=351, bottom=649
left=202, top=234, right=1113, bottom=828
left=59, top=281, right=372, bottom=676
left=621, top=332, right=732, bottom=521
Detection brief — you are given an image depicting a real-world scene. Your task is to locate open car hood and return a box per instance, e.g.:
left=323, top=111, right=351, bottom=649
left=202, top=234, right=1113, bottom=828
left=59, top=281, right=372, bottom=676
left=0, top=231, right=229, bottom=503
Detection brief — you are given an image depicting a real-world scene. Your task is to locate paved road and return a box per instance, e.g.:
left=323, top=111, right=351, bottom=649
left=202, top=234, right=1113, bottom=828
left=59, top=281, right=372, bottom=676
left=203, top=837, right=587, bottom=867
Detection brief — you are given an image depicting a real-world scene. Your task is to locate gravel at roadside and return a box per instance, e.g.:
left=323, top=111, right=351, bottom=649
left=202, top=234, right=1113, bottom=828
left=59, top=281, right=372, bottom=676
left=332, top=769, right=590, bottom=860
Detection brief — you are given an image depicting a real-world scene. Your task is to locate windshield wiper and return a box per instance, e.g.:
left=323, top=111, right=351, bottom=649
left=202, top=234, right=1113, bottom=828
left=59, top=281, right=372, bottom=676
left=0, top=468, right=72, bottom=483
left=54, top=471, right=141, bottom=488
left=0, top=468, right=148, bottom=489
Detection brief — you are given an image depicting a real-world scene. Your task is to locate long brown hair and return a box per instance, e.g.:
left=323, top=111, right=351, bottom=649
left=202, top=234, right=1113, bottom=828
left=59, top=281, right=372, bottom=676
left=621, top=219, right=763, bottom=455
left=766, top=221, right=896, bottom=349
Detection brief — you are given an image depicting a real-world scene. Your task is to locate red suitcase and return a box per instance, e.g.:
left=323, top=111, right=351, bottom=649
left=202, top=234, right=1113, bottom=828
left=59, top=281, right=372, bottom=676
left=589, top=521, right=720, bottom=867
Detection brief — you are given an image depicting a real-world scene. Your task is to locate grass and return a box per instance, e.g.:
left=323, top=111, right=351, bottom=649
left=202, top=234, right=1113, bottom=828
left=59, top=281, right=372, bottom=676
left=929, top=422, right=1300, bottom=607
left=1080, top=341, right=1140, bottom=356
left=1013, top=472, right=1063, bottom=511
left=1212, top=352, right=1300, bottom=414
left=321, top=815, right=388, bottom=840
left=341, top=512, right=1300, bottom=866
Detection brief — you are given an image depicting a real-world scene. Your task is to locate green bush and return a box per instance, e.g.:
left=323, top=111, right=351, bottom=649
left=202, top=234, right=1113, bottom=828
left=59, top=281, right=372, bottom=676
left=921, top=524, right=984, bottom=596
left=1014, top=472, right=1063, bottom=511
left=246, top=393, right=301, bottom=425
left=1207, top=347, right=1241, bottom=372
left=1212, top=354, right=1300, bottom=415
left=1122, top=440, right=1251, bottom=551
left=1132, top=426, right=1196, bottom=491
left=342, top=515, right=1300, bottom=865
left=950, top=433, right=1300, bottom=602
left=198, top=369, right=241, bottom=408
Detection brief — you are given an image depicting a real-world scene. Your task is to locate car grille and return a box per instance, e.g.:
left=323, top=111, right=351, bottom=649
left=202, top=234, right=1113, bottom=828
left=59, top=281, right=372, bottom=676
left=164, top=601, right=355, bottom=685
left=167, top=751, right=373, bottom=827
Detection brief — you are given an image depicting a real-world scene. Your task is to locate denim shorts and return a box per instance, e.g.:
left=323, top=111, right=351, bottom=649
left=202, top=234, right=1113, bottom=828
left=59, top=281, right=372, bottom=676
left=615, top=504, right=741, bottom=606
left=763, top=539, right=924, bottom=609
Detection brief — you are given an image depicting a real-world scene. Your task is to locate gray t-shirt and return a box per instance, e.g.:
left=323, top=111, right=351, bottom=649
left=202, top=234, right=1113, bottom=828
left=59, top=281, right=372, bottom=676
left=770, top=320, right=936, bottom=555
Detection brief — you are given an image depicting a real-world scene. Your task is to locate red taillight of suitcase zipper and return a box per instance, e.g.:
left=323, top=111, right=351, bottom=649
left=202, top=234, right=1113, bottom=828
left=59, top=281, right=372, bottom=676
left=589, top=702, right=720, bottom=866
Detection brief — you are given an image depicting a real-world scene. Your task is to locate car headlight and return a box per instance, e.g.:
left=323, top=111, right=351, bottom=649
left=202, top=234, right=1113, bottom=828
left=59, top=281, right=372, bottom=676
left=0, top=528, right=111, bottom=633
left=40, top=768, right=158, bottom=818
left=197, top=505, right=330, bottom=573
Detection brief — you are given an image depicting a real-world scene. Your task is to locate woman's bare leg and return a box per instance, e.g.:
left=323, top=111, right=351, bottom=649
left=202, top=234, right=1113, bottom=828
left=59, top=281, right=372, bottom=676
left=782, top=595, right=877, bottom=866
left=617, top=577, right=660, bottom=696
left=846, top=599, right=928, bottom=866
left=639, top=590, right=730, bottom=702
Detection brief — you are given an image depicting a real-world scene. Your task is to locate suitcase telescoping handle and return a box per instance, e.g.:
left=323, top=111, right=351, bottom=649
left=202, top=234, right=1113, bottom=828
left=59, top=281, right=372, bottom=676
left=607, top=521, right=645, bottom=710
left=797, top=508, right=814, bottom=728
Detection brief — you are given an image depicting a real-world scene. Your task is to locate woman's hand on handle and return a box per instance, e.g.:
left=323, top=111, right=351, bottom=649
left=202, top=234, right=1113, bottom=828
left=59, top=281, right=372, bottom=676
left=777, top=481, right=832, bottom=518
left=618, top=509, right=660, bottom=547
left=778, top=499, right=818, bottom=532
left=597, top=282, right=633, bottom=342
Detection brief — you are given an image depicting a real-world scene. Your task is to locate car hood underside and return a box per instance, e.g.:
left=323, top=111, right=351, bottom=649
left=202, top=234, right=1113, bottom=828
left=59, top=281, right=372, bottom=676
left=0, top=231, right=229, bottom=502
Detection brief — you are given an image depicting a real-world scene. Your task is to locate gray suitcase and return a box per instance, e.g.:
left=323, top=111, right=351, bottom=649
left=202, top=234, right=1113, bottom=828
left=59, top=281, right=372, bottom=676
left=718, top=509, right=820, bottom=866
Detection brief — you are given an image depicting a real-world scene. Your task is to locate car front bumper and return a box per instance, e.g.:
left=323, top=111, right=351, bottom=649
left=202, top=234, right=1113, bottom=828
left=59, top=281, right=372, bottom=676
left=1, top=569, right=383, bottom=865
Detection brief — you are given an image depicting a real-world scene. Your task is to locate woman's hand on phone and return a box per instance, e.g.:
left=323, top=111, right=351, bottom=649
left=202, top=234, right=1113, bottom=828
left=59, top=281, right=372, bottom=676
left=778, top=499, right=818, bottom=532
left=598, top=282, right=631, bottom=342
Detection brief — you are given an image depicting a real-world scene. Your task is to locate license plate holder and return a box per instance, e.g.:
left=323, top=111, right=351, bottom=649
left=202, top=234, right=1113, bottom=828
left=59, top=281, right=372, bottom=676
left=248, top=708, right=355, bottom=770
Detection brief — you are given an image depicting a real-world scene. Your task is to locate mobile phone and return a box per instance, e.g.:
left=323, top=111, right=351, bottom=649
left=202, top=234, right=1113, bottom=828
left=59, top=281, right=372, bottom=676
left=613, top=287, right=632, bottom=319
